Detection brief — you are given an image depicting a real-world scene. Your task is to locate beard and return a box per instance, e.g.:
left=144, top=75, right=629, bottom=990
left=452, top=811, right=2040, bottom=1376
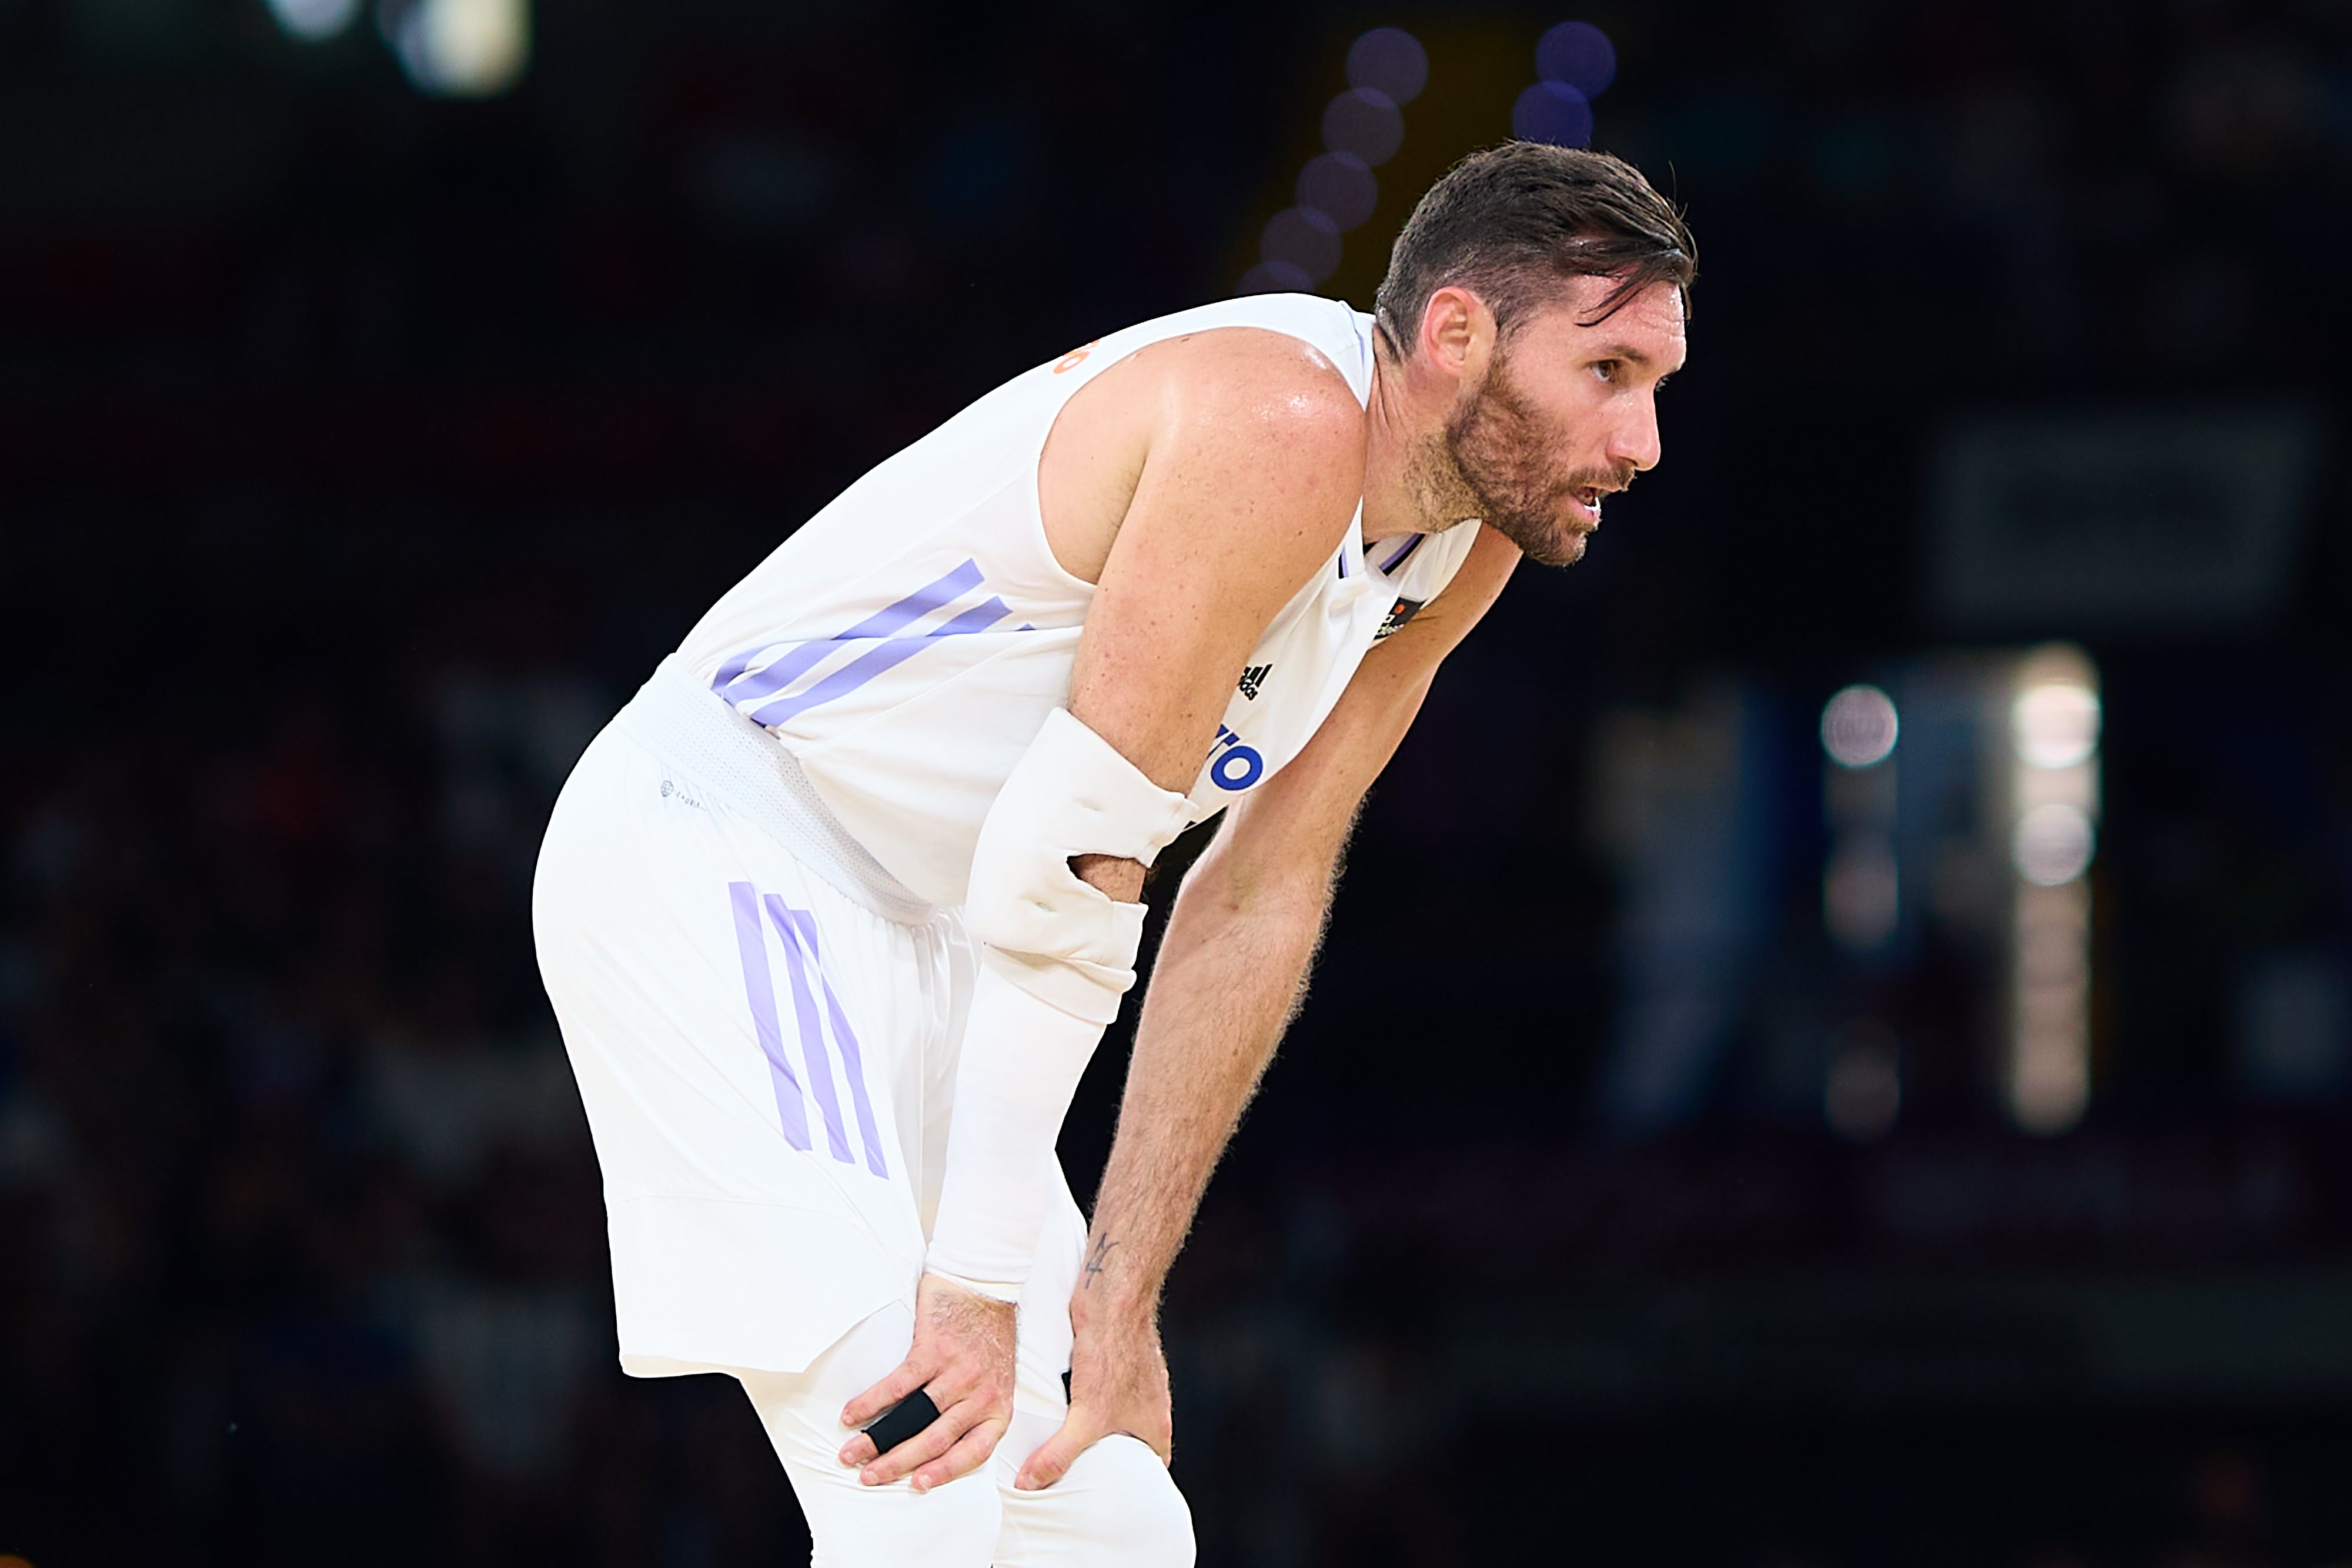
left=1413, top=351, right=1632, bottom=568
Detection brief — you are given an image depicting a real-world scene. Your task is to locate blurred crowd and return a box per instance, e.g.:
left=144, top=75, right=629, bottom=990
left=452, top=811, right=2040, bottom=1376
left=3, top=661, right=2345, bottom=1566
left=4, top=0, right=2351, bottom=1563
left=0, top=661, right=642, bottom=1563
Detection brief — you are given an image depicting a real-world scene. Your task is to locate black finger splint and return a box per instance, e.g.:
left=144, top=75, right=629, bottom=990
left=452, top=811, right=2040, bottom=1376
left=862, top=1390, right=941, bottom=1455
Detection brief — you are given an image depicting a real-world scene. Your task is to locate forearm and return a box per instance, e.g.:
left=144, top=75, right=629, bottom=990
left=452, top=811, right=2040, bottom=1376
left=927, top=709, right=1192, bottom=1292
left=1077, top=829, right=1336, bottom=1320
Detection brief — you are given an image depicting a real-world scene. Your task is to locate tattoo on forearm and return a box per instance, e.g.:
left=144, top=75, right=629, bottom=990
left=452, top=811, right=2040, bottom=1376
left=1083, top=1235, right=1118, bottom=1288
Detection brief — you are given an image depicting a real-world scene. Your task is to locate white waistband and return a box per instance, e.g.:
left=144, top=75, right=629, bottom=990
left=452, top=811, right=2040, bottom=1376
left=616, top=657, right=935, bottom=926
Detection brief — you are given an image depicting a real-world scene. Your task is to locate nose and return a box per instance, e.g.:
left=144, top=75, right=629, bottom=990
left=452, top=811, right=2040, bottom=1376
left=1607, top=391, right=1663, bottom=474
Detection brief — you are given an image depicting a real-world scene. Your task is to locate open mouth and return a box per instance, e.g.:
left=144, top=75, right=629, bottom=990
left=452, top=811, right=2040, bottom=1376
left=1567, top=486, right=1604, bottom=527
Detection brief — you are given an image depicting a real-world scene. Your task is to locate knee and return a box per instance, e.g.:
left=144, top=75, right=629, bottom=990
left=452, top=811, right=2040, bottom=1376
left=1072, top=1436, right=1195, bottom=1568
left=808, top=1469, right=1001, bottom=1568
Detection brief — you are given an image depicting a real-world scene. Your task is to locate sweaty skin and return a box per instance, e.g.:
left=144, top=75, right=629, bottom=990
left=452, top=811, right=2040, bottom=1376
left=836, top=275, right=1688, bottom=1495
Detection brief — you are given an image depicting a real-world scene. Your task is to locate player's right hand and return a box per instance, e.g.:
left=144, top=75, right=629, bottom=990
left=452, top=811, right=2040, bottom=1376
left=837, top=1272, right=1017, bottom=1493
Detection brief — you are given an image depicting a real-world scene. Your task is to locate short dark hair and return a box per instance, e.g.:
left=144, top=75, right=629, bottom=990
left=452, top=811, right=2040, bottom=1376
left=1373, top=143, right=1696, bottom=357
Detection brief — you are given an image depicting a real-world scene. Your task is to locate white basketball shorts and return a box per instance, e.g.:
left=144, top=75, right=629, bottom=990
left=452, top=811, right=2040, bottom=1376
left=532, top=670, right=1190, bottom=1564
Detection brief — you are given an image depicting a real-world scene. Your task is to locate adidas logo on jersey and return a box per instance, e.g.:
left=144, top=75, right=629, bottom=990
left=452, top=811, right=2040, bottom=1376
left=1237, top=663, right=1271, bottom=700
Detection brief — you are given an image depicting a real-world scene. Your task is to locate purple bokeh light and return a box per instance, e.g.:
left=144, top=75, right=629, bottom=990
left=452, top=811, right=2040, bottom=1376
left=1296, top=152, right=1378, bottom=232
left=1322, top=88, right=1405, bottom=166
left=1240, top=260, right=1317, bottom=295
left=1346, top=27, right=1427, bottom=106
left=1261, top=206, right=1342, bottom=284
left=1514, top=81, right=1593, bottom=147
left=1536, top=21, right=1615, bottom=98
left=1236, top=31, right=1425, bottom=297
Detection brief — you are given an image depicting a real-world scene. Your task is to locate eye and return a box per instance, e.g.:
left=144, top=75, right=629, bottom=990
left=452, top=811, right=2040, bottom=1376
left=1654, top=373, right=1673, bottom=394
left=1591, top=359, right=1620, bottom=383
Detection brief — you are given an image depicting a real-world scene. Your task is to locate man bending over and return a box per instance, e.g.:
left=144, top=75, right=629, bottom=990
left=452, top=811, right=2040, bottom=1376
left=534, top=141, right=1695, bottom=1566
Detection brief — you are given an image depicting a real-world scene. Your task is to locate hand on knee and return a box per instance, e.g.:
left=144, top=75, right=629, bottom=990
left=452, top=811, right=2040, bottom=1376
left=1015, top=1299, right=1171, bottom=1492
left=837, top=1273, right=1018, bottom=1493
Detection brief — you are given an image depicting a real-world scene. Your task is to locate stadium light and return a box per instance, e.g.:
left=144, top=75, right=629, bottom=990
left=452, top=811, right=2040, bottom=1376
left=1241, top=28, right=1426, bottom=295
left=268, top=0, right=362, bottom=42
left=390, top=0, right=529, bottom=96
left=1512, top=20, right=1616, bottom=148
left=2005, top=646, right=2100, bottom=1135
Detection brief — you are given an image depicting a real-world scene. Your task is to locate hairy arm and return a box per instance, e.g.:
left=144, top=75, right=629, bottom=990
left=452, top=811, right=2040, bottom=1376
left=1016, top=523, right=1520, bottom=1489
left=841, top=329, right=1371, bottom=1491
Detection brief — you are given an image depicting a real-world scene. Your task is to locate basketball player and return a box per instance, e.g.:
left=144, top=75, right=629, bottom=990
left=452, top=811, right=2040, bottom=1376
left=533, top=143, right=1693, bottom=1565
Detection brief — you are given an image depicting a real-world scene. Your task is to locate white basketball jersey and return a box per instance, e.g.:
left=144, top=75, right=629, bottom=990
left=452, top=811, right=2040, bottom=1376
left=674, top=293, right=1479, bottom=908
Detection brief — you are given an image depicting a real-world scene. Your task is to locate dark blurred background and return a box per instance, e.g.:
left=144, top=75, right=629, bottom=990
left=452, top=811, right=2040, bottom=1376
left=4, top=1, right=2350, bottom=1564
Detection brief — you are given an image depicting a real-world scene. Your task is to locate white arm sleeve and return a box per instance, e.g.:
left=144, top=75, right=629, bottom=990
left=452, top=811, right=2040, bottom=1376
left=924, top=708, right=1194, bottom=1296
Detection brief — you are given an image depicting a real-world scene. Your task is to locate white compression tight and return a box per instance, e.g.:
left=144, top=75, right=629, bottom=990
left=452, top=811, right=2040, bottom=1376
left=736, top=1302, right=1195, bottom=1568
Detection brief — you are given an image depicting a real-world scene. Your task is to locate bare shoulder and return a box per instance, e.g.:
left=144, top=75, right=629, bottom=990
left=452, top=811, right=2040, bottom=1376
left=1042, top=326, right=1365, bottom=584
left=1138, top=326, right=1364, bottom=452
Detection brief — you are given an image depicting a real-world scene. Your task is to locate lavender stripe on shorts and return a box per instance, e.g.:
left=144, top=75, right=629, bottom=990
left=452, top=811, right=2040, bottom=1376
left=727, top=880, right=811, bottom=1151
left=764, top=894, right=855, bottom=1164
left=777, top=908, right=890, bottom=1179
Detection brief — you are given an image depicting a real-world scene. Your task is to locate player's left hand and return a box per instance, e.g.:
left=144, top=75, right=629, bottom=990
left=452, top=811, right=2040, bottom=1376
left=838, top=1272, right=1017, bottom=1492
left=1013, top=1288, right=1171, bottom=1490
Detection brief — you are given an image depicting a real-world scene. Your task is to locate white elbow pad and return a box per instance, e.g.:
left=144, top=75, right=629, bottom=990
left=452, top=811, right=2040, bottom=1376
left=925, top=710, right=1193, bottom=1296
left=963, top=707, right=1194, bottom=1025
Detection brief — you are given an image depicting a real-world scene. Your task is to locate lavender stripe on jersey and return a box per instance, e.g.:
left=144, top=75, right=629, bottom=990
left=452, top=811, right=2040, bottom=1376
left=764, top=894, right=854, bottom=1164
left=1378, top=533, right=1425, bottom=573
left=712, top=557, right=987, bottom=702
left=714, top=640, right=837, bottom=713
left=747, top=596, right=1011, bottom=728
left=779, top=908, right=889, bottom=1179
left=727, top=881, right=811, bottom=1151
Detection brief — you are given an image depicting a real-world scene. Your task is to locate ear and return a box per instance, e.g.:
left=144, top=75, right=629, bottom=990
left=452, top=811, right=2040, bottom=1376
left=1416, top=285, right=1496, bottom=387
